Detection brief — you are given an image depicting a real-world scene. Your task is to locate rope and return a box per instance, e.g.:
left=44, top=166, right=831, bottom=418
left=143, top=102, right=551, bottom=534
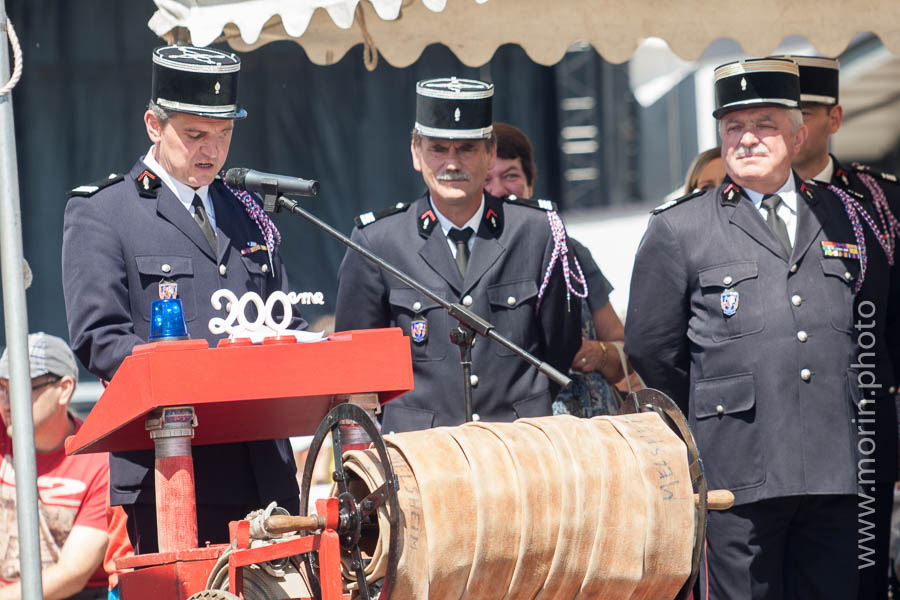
left=828, top=184, right=869, bottom=294
left=0, top=18, right=23, bottom=98
left=855, top=172, right=900, bottom=264
left=536, top=211, right=588, bottom=312
left=219, top=169, right=282, bottom=272
left=355, top=3, right=379, bottom=71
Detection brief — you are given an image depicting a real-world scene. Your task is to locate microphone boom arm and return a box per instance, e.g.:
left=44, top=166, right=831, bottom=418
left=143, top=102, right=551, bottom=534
left=271, top=194, right=573, bottom=414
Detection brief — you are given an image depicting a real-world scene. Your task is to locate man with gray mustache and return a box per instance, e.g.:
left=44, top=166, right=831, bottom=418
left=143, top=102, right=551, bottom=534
left=626, top=58, right=876, bottom=598
left=334, top=77, right=582, bottom=433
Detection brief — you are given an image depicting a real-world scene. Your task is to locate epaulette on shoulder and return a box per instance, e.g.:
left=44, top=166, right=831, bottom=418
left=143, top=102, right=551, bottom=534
left=504, top=195, right=558, bottom=212
left=853, top=163, right=899, bottom=185
left=651, top=189, right=704, bottom=214
left=68, top=174, right=123, bottom=198
left=820, top=176, right=864, bottom=200
left=354, top=202, right=411, bottom=228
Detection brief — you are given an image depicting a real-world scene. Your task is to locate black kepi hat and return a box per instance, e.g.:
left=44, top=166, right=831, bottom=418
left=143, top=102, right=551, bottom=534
left=415, top=77, right=493, bottom=139
left=713, top=57, right=800, bottom=119
left=781, top=55, right=839, bottom=105
left=151, top=46, right=247, bottom=120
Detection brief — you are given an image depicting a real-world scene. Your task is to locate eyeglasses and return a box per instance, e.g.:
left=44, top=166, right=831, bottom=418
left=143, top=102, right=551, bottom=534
left=30, top=376, right=62, bottom=391
left=0, top=375, right=62, bottom=394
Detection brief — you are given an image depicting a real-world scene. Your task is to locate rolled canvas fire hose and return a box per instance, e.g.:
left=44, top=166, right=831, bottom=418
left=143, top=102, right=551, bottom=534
left=333, top=412, right=695, bottom=599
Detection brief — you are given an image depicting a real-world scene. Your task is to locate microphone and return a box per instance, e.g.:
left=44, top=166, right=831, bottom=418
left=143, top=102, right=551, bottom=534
left=224, top=168, right=319, bottom=198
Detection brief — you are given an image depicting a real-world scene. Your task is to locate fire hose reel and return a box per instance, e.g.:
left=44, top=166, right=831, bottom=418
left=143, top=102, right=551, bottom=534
left=269, top=390, right=732, bottom=600
left=139, top=389, right=730, bottom=600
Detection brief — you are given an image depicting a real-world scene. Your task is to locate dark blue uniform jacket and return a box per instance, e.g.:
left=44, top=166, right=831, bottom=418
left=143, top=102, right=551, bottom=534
left=62, top=158, right=302, bottom=508
left=334, top=192, right=582, bottom=433
left=626, top=174, right=883, bottom=505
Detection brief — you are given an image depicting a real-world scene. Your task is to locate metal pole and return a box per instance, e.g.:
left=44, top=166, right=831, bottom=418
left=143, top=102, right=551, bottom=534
left=0, top=3, right=44, bottom=598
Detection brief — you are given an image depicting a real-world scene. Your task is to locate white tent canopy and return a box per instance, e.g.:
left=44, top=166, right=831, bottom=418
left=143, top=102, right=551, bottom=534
left=150, top=0, right=900, bottom=68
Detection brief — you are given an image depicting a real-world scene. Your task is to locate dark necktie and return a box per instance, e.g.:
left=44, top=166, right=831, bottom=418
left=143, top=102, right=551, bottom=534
left=762, top=194, right=792, bottom=253
left=447, top=227, right=473, bottom=276
left=192, top=194, right=217, bottom=254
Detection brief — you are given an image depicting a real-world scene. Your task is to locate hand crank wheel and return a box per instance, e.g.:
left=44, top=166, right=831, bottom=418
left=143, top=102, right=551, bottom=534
left=300, top=403, right=401, bottom=600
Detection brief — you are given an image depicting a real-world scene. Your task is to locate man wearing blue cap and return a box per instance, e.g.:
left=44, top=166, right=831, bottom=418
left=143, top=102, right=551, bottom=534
left=62, top=46, right=302, bottom=554
left=626, top=57, right=889, bottom=598
left=334, top=77, right=582, bottom=432
left=0, top=333, right=109, bottom=600
left=788, top=54, right=900, bottom=600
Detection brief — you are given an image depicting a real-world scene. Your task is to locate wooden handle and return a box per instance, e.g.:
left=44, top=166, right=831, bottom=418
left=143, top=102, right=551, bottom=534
left=264, top=514, right=326, bottom=534
left=695, top=489, right=735, bottom=511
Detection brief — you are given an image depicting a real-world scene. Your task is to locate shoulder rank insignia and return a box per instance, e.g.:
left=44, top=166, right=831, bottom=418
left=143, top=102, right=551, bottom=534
left=67, top=173, right=123, bottom=198
left=354, top=202, right=410, bottom=228
left=652, top=189, right=704, bottom=214
left=853, top=163, right=898, bottom=184
left=135, top=169, right=162, bottom=198
left=504, top=195, right=558, bottom=212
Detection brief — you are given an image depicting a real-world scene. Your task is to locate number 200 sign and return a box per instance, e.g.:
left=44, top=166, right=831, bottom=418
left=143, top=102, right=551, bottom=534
left=207, top=289, right=323, bottom=340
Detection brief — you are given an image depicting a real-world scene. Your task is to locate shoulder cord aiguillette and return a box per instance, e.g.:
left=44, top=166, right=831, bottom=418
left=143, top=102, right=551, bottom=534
left=854, top=171, right=900, bottom=263
left=536, top=211, right=588, bottom=312
left=828, top=185, right=869, bottom=293
left=220, top=169, right=282, bottom=259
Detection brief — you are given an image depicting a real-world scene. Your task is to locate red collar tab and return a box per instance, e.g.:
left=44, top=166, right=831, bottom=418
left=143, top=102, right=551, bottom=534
left=721, top=183, right=741, bottom=204
left=135, top=169, right=161, bottom=198
left=835, top=168, right=851, bottom=187
left=799, top=182, right=817, bottom=203
left=418, top=208, right=438, bottom=236
left=484, top=207, right=502, bottom=234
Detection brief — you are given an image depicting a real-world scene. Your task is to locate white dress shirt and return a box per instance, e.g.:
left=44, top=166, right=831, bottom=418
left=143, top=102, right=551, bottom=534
left=143, top=146, right=216, bottom=230
left=743, top=174, right=798, bottom=246
left=431, top=194, right=485, bottom=259
left=812, top=156, right=834, bottom=184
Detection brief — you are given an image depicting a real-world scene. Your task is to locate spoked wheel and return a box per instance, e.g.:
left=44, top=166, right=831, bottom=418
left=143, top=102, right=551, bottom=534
left=299, top=403, right=400, bottom=600
left=618, top=388, right=707, bottom=600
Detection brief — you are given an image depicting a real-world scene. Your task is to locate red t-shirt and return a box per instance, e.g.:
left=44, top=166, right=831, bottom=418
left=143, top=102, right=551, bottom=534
left=0, top=416, right=110, bottom=589
left=104, top=500, right=134, bottom=589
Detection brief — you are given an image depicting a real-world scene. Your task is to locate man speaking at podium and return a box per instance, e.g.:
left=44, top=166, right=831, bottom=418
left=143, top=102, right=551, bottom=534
left=334, top=78, right=582, bottom=432
left=62, top=46, right=302, bottom=553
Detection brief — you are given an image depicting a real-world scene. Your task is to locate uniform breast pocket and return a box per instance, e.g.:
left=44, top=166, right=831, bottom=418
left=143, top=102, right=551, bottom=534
left=134, top=255, right=197, bottom=323
left=388, top=287, right=448, bottom=362
left=241, top=252, right=268, bottom=277
left=487, top=279, right=539, bottom=356
left=240, top=253, right=270, bottom=293
left=698, top=260, right=763, bottom=342
left=820, top=258, right=858, bottom=333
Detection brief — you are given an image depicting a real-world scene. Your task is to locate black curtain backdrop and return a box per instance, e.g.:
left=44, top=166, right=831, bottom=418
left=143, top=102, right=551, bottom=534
left=0, top=0, right=575, bottom=362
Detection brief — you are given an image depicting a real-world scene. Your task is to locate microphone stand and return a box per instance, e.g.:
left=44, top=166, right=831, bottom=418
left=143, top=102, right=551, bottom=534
left=262, top=188, right=572, bottom=423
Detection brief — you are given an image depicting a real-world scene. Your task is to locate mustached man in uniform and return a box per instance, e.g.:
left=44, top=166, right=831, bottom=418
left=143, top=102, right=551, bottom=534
left=62, top=46, right=303, bottom=553
left=625, top=57, right=890, bottom=598
left=334, top=78, right=582, bottom=432
left=786, top=54, right=900, bottom=600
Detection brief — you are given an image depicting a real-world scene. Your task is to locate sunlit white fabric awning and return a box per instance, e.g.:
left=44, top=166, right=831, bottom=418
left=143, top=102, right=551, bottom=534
left=150, top=0, right=900, bottom=67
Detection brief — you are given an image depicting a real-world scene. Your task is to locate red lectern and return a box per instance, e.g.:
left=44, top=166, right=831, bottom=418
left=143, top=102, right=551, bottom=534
left=66, top=328, right=413, bottom=600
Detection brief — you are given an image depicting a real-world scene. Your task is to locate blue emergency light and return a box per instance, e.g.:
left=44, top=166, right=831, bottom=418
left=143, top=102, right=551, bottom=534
left=148, top=298, right=189, bottom=341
